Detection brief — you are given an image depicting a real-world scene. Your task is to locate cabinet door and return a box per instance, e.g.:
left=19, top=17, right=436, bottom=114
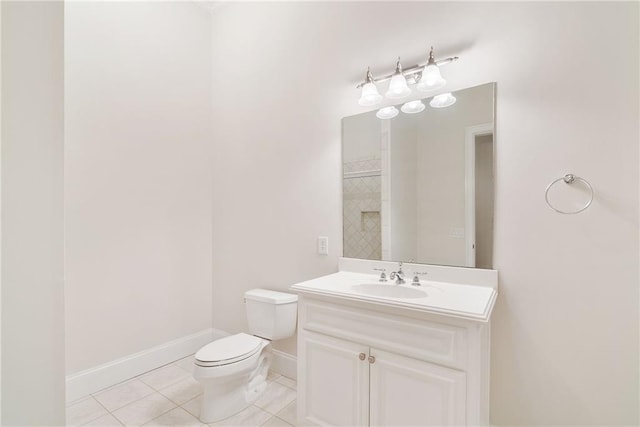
left=369, top=349, right=466, bottom=426
left=298, top=331, right=369, bottom=426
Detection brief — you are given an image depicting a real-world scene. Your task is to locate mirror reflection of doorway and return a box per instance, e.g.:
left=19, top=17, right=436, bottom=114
left=475, top=134, right=494, bottom=269
left=465, top=123, right=494, bottom=268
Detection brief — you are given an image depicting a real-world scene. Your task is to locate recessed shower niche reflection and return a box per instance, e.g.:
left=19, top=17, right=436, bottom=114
left=342, top=83, right=495, bottom=268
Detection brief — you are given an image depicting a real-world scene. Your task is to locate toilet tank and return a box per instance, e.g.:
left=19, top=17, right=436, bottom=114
left=244, top=289, right=298, bottom=340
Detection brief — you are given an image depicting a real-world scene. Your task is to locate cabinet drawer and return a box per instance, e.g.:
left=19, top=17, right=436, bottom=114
left=300, top=299, right=467, bottom=369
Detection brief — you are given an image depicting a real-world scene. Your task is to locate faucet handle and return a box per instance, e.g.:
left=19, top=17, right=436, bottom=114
left=411, top=272, right=428, bottom=286
left=374, top=268, right=387, bottom=282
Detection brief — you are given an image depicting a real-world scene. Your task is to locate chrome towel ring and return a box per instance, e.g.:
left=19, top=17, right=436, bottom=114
left=545, top=173, right=594, bottom=215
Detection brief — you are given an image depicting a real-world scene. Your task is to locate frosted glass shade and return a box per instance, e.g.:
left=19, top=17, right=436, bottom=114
left=385, top=74, right=411, bottom=99
left=417, top=63, right=446, bottom=92
left=358, top=82, right=383, bottom=106
left=376, top=106, right=399, bottom=119
left=429, top=92, right=456, bottom=108
left=400, top=100, right=425, bottom=114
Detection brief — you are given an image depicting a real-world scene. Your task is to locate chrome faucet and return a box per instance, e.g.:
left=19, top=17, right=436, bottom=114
left=389, top=262, right=405, bottom=285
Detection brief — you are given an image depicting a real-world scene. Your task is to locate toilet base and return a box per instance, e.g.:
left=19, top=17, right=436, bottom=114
left=195, top=345, right=272, bottom=424
left=200, top=372, right=268, bottom=423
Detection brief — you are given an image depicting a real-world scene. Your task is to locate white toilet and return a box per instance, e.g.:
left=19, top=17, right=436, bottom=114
left=193, top=289, right=298, bottom=423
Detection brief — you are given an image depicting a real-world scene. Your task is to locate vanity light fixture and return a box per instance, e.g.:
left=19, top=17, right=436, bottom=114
left=385, top=58, right=411, bottom=99
left=356, top=46, right=458, bottom=106
left=376, top=106, right=399, bottom=120
left=416, top=47, right=446, bottom=92
left=429, top=92, right=457, bottom=108
left=358, top=67, right=383, bottom=106
left=400, top=100, right=426, bottom=114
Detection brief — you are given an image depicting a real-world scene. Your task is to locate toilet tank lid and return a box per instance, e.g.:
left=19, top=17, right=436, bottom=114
left=244, top=289, right=298, bottom=304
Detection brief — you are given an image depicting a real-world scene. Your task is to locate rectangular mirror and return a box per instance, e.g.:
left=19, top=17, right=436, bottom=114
left=342, top=82, right=495, bottom=268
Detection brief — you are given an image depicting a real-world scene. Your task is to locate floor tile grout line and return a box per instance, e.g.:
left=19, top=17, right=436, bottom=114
left=83, top=409, right=124, bottom=427
left=90, top=377, right=140, bottom=397
left=158, top=387, right=203, bottom=408
left=259, top=415, right=275, bottom=427
left=113, top=394, right=179, bottom=426
left=68, top=356, right=196, bottom=426
left=272, top=401, right=297, bottom=424
left=138, top=402, right=184, bottom=427
left=258, top=414, right=294, bottom=427
left=254, top=400, right=296, bottom=417
left=78, top=360, right=192, bottom=404
left=275, top=383, right=296, bottom=391
left=275, top=415, right=294, bottom=427
left=70, top=361, right=297, bottom=426
left=178, top=395, right=202, bottom=419
left=172, top=360, right=195, bottom=374
left=91, top=370, right=190, bottom=414
left=78, top=389, right=295, bottom=426
left=138, top=375, right=192, bottom=394
left=99, top=395, right=295, bottom=426
left=91, top=386, right=156, bottom=414
left=71, top=366, right=278, bottom=408
left=66, top=394, right=96, bottom=408
left=73, top=395, right=112, bottom=427
left=137, top=368, right=193, bottom=392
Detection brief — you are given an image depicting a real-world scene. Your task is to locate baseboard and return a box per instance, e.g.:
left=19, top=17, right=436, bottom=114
left=271, top=349, right=297, bottom=380
left=66, top=328, right=227, bottom=402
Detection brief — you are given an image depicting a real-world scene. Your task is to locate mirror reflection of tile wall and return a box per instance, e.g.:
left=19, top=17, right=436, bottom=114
left=343, top=157, right=382, bottom=260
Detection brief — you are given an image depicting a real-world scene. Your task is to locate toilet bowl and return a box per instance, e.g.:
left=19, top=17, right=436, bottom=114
left=193, top=289, right=298, bottom=424
left=194, top=333, right=271, bottom=423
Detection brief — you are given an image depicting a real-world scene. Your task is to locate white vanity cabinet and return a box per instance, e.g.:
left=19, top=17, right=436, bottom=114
left=368, top=348, right=467, bottom=426
left=296, top=295, right=491, bottom=426
left=299, top=331, right=370, bottom=426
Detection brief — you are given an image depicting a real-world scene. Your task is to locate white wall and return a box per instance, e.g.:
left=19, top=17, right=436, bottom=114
left=210, top=2, right=639, bottom=425
left=210, top=3, right=344, bottom=356
left=415, top=83, right=493, bottom=266
left=389, top=114, right=418, bottom=261
left=1, top=1, right=65, bottom=423
left=342, top=112, right=380, bottom=163
left=65, top=1, right=214, bottom=374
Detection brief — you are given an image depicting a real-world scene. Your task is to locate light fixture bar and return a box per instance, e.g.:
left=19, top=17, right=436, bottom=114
left=356, top=56, right=459, bottom=88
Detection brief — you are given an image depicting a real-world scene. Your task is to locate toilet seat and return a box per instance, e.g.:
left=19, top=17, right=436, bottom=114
left=195, top=333, right=265, bottom=367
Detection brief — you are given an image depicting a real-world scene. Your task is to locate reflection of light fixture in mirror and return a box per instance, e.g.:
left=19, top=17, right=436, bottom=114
left=358, top=67, right=383, bottom=106
left=376, top=106, right=399, bottom=119
left=417, top=47, right=446, bottom=92
left=429, top=92, right=456, bottom=108
left=400, top=100, right=425, bottom=114
left=385, top=58, right=411, bottom=99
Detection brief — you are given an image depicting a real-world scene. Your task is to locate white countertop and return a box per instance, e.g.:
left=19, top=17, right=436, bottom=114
left=290, top=270, right=497, bottom=322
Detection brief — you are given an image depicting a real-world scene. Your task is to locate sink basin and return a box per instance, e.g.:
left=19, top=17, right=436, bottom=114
left=351, top=283, right=427, bottom=299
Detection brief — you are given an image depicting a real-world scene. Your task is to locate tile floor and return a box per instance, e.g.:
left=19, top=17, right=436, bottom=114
left=66, top=355, right=297, bottom=427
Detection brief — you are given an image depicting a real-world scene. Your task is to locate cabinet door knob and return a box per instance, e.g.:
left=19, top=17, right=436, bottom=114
left=359, top=353, right=366, bottom=360
left=368, top=356, right=376, bottom=364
